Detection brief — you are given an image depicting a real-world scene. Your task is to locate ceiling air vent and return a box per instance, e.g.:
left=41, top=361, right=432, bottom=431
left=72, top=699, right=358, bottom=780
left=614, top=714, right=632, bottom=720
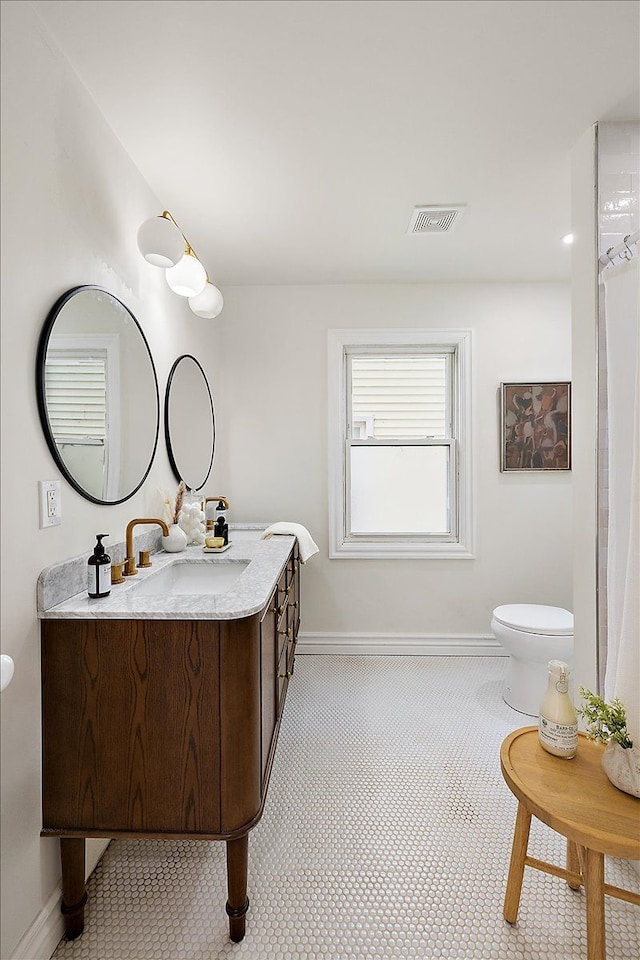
left=407, top=205, right=466, bottom=235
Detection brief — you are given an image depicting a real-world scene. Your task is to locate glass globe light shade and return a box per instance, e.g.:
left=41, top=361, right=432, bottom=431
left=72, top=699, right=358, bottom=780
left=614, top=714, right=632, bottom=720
left=137, top=216, right=185, bottom=267
left=188, top=282, right=224, bottom=319
left=165, top=253, right=207, bottom=297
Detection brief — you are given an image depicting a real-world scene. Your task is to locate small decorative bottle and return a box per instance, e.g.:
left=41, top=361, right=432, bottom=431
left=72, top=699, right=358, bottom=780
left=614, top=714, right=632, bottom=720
left=538, top=660, right=578, bottom=759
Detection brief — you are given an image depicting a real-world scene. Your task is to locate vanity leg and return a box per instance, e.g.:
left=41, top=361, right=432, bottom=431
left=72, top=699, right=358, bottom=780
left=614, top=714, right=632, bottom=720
left=60, top=838, right=87, bottom=940
left=225, top=835, right=249, bottom=942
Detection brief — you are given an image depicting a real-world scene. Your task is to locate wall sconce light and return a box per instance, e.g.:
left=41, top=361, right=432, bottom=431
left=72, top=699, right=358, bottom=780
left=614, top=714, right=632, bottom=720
left=189, top=282, right=225, bottom=319
left=165, top=251, right=207, bottom=298
left=137, top=211, right=224, bottom=318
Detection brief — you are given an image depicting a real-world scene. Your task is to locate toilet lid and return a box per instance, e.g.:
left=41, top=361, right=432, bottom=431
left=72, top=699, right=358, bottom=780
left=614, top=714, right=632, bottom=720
left=492, top=604, right=573, bottom=636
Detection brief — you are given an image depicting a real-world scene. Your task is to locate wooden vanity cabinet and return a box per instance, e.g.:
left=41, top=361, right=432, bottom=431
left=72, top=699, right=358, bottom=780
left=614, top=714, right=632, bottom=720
left=41, top=545, right=300, bottom=943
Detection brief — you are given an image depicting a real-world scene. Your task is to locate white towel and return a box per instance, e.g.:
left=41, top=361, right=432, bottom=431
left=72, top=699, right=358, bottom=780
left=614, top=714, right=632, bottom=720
left=261, top=522, right=319, bottom=563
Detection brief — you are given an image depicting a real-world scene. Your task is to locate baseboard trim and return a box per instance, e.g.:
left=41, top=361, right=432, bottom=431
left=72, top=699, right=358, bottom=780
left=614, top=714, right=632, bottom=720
left=10, top=839, right=110, bottom=960
left=10, top=884, right=63, bottom=960
left=297, top=632, right=506, bottom=657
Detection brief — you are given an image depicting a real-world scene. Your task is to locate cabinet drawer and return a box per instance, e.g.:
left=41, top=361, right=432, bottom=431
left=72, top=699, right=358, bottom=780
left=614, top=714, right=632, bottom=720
left=276, top=567, right=288, bottom=612
left=287, top=641, right=295, bottom=678
left=277, top=612, right=290, bottom=662
left=278, top=672, right=288, bottom=711
left=286, top=554, right=298, bottom=589
left=278, top=618, right=293, bottom=660
left=288, top=597, right=299, bottom=638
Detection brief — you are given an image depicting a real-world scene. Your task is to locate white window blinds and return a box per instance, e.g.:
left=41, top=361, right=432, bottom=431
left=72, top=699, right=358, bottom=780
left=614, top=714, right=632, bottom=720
left=44, top=355, right=107, bottom=443
left=350, top=355, right=448, bottom=439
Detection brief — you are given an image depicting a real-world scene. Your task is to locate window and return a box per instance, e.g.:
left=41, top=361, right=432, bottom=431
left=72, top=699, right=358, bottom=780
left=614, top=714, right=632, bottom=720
left=328, top=329, right=473, bottom=558
left=46, top=333, right=121, bottom=501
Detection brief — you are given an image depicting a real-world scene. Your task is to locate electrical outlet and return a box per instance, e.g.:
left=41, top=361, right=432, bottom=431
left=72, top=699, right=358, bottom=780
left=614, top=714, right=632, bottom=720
left=39, top=480, right=61, bottom=528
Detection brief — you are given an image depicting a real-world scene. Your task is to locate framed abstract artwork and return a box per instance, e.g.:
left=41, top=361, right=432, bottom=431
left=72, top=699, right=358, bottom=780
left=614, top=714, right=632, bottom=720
left=500, top=382, right=571, bottom=471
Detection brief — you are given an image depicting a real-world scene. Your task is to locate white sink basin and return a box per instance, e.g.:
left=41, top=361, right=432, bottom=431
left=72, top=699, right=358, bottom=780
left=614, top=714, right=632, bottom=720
left=130, top=560, right=250, bottom=597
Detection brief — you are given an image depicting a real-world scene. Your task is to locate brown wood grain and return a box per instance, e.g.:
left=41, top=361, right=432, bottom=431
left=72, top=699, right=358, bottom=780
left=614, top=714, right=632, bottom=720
left=219, top=614, right=261, bottom=833
left=42, top=620, right=221, bottom=834
left=501, top=727, right=640, bottom=858
left=260, top=589, right=278, bottom=786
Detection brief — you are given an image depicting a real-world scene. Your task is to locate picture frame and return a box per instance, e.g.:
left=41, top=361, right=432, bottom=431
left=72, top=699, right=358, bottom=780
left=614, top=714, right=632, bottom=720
left=500, top=382, right=571, bottom=472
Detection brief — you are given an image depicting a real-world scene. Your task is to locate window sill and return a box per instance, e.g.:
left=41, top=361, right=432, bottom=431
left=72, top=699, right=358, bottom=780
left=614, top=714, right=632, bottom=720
left=329, top=539, right=475, bottom=559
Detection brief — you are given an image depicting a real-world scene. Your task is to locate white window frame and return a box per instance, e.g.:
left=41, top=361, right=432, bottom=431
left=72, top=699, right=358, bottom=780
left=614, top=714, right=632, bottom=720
left=328, top=328, right=474, bottom=559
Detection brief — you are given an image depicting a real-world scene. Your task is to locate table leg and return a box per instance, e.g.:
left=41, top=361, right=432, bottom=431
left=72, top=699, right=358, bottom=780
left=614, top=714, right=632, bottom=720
left=226, top=835, right=249, bottom=942
left=583, top=847, right=606, bottom=960
left=60, top=838, right=87, bottom=940
left=566, top=839, right=583, bottom=891
left=503, top=802, right=531, bottom=924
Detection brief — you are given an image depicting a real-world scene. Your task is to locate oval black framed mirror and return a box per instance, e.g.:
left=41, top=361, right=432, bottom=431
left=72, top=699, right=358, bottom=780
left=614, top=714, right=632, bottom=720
left=165, top=354, right=215, bottom=491
left=36, top=285, right=160, bottom=505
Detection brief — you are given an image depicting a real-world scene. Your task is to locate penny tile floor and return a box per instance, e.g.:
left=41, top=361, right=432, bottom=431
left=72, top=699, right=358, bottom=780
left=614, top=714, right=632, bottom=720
left=53, top=655, right=639, bottom=959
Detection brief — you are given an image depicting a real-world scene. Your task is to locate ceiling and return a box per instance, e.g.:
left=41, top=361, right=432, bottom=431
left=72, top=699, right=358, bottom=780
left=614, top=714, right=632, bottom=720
left=34, top=0, right=639, bottom=285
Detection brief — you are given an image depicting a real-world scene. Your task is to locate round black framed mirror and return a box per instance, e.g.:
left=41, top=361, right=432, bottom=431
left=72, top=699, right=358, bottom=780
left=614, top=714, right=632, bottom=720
left=36, top=285, right=160, bottom=505
left=165, top=354, right=215, bottom=491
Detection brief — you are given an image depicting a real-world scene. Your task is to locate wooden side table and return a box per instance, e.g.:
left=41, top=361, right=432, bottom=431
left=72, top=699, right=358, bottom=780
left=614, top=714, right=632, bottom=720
left=500, top=727, right=640, bottom=960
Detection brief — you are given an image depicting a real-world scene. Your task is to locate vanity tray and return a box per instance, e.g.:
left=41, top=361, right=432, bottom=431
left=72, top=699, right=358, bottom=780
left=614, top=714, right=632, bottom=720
left=203, top=543, right=232, bottom=554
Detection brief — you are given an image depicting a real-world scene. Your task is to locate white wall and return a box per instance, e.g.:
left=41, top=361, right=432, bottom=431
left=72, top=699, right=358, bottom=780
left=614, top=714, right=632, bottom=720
left=0, top=4, right=222, bottom=957
left=214, top=283, right=573, bottom=647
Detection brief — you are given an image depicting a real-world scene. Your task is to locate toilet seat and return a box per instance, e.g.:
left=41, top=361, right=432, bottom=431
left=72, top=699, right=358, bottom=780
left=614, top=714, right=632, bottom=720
left=492, top=604, right=573, bottom=637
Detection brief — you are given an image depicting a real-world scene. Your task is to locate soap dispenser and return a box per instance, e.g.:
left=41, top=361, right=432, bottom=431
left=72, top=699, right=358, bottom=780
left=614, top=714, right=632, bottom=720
left=88, top=534, right=111, bottom=598
left=214, top=514, right=229, bottom=546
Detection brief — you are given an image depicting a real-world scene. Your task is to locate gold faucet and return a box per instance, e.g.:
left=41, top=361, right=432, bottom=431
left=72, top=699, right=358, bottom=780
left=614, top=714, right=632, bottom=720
left=202, top=497, right=229, bottom=532
left=123, top=518, right=169, bottom=576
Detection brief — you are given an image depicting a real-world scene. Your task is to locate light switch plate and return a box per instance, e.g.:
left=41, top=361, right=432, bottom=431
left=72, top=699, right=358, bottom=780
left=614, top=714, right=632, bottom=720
left=39, top=479, right=61, bottom=527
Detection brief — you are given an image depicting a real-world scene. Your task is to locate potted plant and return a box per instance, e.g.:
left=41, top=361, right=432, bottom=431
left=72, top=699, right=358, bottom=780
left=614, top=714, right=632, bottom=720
left=577, top=688, right=640, bottom=797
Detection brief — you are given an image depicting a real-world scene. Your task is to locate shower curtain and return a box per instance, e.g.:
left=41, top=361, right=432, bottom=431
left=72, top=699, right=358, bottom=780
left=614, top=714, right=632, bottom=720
left=602, top=256, right=639, bottom=747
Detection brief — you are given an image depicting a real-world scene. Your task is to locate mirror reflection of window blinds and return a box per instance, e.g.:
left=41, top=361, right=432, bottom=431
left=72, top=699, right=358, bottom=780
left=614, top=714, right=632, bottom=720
left=351, top=356, right=447, bottom=439
left=45, top=356, right=107, bottom=444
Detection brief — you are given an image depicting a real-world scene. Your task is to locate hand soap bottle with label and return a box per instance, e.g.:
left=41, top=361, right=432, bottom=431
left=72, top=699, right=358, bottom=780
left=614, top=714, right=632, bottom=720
left=538, top=659, right=578, bottom=758
left=88, top=534, right=111, bottom=598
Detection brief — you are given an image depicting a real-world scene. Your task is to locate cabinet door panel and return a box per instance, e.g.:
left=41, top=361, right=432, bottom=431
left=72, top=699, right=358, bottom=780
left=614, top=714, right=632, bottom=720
left=42, top=619, right=221, bottom=835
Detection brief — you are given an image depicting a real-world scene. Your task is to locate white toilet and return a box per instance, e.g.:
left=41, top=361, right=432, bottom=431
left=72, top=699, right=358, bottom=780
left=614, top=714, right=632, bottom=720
left=491, top=604, right=574, bottom=716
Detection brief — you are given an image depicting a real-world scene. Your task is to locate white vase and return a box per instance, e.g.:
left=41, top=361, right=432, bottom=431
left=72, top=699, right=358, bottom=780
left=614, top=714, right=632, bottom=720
left=601, top=741, right=640, bottom=798
left=161, top=523, right=188, bottom=553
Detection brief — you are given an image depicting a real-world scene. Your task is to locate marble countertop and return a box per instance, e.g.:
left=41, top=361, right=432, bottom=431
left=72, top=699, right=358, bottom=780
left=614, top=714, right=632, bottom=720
left=38, top=535, right=295, bottom=621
